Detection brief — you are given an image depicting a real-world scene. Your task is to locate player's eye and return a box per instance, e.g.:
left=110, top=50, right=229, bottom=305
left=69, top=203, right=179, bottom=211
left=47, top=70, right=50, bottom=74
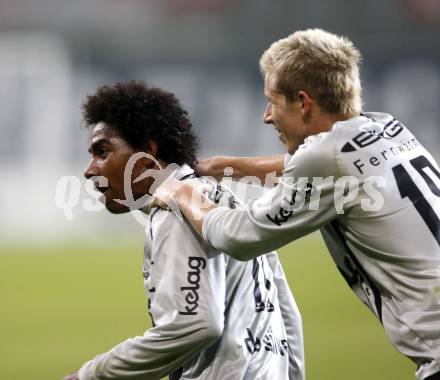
left=96, top=147, right=109, bottom=158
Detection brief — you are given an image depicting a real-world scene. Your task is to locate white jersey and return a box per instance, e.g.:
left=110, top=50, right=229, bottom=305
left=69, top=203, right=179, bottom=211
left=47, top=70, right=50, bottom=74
left=78, top=166, right=305, bottom=380
left=203, top=113, right=440, bottom=380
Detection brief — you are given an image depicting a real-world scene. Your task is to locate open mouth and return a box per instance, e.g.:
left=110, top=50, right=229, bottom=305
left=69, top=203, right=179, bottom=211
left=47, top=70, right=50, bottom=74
left=95, top=185, right=109, bottom=194
left=94, top=185, right=109, bottom=205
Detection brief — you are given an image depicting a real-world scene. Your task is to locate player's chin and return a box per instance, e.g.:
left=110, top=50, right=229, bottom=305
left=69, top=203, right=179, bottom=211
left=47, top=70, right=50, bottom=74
left=104, top=200, right=131, bottom=214
left=282, top=140, right=289, bottom=151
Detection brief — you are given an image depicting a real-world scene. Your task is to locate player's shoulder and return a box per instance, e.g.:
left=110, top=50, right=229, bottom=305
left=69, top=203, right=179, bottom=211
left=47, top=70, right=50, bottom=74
left=301, top=113, right=396, bottom=151
left=149, top=206, right=190, bottom=239
left=149, top=174, right=235, bottom=238
left=284, top=112, right=402, bottom=177
left=334, top=112, right=403, bottom=146
left=284, top=125, right=341, bottom=177
left=147, top=189, right=219, bottom=247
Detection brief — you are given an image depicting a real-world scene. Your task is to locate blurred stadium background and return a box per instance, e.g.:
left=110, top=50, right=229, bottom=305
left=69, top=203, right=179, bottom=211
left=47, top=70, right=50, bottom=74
left=1, top=0, right=439, bottom=379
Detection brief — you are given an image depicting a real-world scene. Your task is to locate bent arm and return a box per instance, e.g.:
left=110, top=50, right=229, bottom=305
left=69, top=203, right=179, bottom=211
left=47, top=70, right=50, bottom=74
left=201, top=156, right=340, bottom=260
left=196, top=155, right=284, bottom=182
left=153, top=133, right=339, bottom=260
left=78, top=319, right=221, bottom=380
left=153, top=172, right=336, bottom=261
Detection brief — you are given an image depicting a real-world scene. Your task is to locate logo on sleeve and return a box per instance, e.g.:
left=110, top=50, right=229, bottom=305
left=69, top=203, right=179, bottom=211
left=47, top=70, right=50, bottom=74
left=341, top=118, right=404, bottom=153
left=266, top=182, right=313, bottom=226
left=179, top=257, right=207, bottom=316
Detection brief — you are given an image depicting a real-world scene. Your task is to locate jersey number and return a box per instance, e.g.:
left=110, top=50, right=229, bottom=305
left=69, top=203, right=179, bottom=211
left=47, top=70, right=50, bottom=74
left=252, top=258, right=274, bottom=312
left=392, top=154, right=440, bottom=245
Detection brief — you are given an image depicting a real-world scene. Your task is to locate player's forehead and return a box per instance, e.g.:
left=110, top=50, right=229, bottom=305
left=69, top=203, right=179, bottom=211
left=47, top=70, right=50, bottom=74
left=264, top=73, right=283, bottom=101
left=88, top=122, right=122, bottom=148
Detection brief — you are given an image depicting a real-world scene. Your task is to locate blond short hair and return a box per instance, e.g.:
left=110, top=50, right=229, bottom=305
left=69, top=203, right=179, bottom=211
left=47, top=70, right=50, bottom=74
left=259, top=29, right=362, bottom=117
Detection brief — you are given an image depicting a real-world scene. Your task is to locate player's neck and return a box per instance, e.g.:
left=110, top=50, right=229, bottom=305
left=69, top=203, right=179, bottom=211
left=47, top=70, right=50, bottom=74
left=313, top=111, right=352, bottom=134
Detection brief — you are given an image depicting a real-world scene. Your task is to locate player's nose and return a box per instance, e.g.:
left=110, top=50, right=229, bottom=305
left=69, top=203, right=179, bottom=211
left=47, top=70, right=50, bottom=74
left=84, top=159, right=98, bottom=179
left=263, top=103, right=273, bottom=124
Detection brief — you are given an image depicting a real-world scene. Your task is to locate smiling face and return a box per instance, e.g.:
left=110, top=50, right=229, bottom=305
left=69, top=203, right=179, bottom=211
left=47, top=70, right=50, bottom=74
left=263, top=72, right=309, bottom=154
left=83, top=122, right=155, bottom=214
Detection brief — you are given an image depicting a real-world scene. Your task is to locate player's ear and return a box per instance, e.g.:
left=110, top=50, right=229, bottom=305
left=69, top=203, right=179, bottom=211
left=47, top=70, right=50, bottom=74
left=142, top=140, right=159, bottom=168
left=297, top=91, right=312, bottom=113
left=298, top=91, right=313, bottom=122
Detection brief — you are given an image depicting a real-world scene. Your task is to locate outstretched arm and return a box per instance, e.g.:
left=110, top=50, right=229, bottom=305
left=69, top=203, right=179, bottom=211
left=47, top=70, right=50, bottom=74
left=151, top=168, right=336, bottom=262
left=151, top=132, right=339, bottom=261
left=196, top=155, right=284, bottom=182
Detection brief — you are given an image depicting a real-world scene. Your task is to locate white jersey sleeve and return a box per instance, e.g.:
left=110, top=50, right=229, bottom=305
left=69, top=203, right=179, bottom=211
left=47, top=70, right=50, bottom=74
left=78, top=210, right=226, bottom=380
left=202, top=127, right=341, bottom=261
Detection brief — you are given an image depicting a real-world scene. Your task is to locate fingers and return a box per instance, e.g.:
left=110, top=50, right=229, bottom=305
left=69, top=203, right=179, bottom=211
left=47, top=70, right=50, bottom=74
left=148, top=194, right=171, bottom=210
left=148, top=178, right=179, bottom=210
left=187, top=178, right=213, bottom=195
left=195, top=157, right=224, bottom=179
left=148, top=178, right=213, bottom=211
left=195, top=158, right=211, bottom=177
